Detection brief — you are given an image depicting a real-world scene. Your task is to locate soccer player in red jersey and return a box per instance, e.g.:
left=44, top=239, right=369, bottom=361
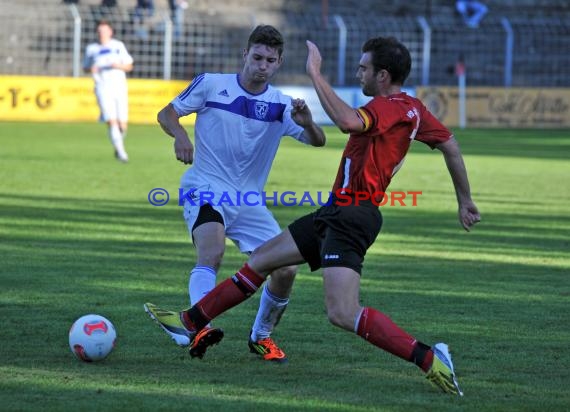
left=145, top=36, right=480, bottom=394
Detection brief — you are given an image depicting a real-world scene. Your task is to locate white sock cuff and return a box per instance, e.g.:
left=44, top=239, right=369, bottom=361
left=353, top=307, right=365, bottom=334
left=191, top=265, right=217, bottom=277
left=263, top=284, right=289, bottom=305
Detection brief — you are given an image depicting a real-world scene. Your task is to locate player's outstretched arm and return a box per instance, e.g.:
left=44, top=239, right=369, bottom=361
left=305, top=40, right=364, bottom=134
left=436, top=137, right=481, bottom=231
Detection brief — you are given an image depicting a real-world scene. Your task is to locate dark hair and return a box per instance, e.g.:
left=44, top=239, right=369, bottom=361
left=362, top=37, right=411, bottom=85
left=247, top=25, right=284, bottom=57
left=96, top=19, right=113, bottom=30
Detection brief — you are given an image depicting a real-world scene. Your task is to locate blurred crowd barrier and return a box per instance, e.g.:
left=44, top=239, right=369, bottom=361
left=1, top=1, right=569, bottom=88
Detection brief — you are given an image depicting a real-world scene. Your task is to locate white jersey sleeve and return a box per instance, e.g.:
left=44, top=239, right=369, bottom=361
left=83, top=46, right=94, bottom=71
left=171, top=73, right=209, bottom=116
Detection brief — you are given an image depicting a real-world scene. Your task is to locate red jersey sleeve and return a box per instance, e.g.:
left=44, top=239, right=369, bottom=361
left=415, top=101, right=453, bottom=149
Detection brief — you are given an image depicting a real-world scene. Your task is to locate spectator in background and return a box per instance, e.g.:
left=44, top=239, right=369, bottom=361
left=168, top=0, right=189, bottom=15
left=456, top=0, right=488, bottom=28
left=455, top=53, right=466, bottom=77
left=135, top=0, right=155, bottom=22
left=83, top=20, right=134, bottom=162
left=133, top=0, right=155, bottom=39
left=168, top=0, right=188, bottom=37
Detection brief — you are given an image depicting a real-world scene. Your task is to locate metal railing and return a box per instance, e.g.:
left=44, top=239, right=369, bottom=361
left=0, top=1, right=569, bottom=87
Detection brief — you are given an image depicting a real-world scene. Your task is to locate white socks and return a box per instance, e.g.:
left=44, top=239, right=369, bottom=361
left=109, top=124, right=128, bottom=161
left=189, top=265, right=217, bottom=306
left=251, top=284, right=289, bottom=341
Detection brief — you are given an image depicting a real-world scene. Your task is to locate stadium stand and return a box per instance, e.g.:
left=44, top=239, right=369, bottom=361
left=0, top=0, right=568, bottom=87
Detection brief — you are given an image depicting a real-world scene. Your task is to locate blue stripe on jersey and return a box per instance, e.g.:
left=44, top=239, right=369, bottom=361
left=98, top=48, right=112, bottom=56
left=178, top=73, right=205, bottom=100
left=206, top=96, right=286, bottom=123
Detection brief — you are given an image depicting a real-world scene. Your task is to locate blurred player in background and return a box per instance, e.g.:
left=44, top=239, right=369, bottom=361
left=144, top=36, right=480, bottom=395
left=83, top=20, right=134, bottom=162
left=145, top=25, right=326, bottom=362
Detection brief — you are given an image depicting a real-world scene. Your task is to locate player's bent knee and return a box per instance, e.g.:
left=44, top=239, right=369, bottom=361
left=325, top=306, right=353, bottom=331
left=266, top=266, right=297, bottom=297
left=271, top=265, right=297, bottom=280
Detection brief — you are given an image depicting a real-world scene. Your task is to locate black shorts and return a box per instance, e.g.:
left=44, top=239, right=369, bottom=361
left=288, top=200, right=382, bottom=274
left=191, top=203, right=224, bottom=238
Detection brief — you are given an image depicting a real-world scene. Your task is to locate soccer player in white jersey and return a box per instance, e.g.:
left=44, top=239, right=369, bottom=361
left=144, top=25, right=326, bottom=362
left=83, top=20, right=134, bottom=163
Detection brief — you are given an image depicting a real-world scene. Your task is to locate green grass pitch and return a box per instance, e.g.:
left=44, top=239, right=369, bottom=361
left=0, top=121, right=569, bottom=411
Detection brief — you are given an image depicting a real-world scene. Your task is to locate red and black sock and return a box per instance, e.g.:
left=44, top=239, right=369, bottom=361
left=182, top=263, right=265, bottom=331
left=356, top=307, right=433, bottom=372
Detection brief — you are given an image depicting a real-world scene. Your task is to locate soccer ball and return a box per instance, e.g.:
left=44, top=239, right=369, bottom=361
left=69, top=314, right=116, bottom=362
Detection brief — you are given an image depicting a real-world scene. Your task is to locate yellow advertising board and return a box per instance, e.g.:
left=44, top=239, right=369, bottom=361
left=416, top=87, right=570, bottom=128
left=3, top=77, right=569, bottom=129
left=0, top=75, right=195, bottom=125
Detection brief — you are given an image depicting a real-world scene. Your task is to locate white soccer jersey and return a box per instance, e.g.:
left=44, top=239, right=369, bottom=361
left=83, top=39, right=133, bottom=92
left=172, top=73, right=307, bottom=193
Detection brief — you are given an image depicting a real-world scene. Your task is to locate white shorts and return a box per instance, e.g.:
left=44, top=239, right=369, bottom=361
left=95, top=87, right=128, bottom=122
left=182, top=189, right=282, bottom=254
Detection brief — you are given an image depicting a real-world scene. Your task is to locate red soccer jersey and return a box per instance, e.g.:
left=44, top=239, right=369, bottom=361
left=332, top=92, right=452, bottom=203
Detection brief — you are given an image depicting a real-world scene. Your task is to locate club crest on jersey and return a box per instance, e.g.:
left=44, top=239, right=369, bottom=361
left=255, top=101, right=269, bottom=119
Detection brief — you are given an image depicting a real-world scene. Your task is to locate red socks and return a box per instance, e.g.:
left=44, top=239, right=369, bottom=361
left=181, top=267, right=436, bottom=372
left=183, top=263, right=265, bottom=331
left=356, top=307, right=433, bottom=372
